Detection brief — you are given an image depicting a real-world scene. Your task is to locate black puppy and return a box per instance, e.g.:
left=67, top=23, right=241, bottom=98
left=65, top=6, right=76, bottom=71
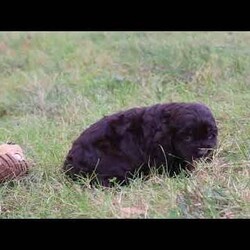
left=63, top=102, right=218, bottom=186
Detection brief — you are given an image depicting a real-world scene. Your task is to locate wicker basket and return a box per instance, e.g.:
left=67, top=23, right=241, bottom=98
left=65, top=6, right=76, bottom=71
left=0, top=143, right=30, bottom=182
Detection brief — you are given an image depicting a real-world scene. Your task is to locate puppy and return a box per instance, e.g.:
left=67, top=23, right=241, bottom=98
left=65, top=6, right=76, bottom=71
left=63, top=102, right=218, bottom=186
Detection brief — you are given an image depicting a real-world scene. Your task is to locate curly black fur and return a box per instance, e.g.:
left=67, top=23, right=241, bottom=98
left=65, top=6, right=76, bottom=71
left=63, top=102, right=218, bottom=186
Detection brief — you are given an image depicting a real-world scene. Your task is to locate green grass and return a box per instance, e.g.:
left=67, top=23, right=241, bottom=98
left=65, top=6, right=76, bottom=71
left=0, top=32, right=249, bottom=218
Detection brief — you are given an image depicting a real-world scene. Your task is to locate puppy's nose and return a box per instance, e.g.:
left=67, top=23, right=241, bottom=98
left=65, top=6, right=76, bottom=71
left=197, top=148, right=209, bottom=157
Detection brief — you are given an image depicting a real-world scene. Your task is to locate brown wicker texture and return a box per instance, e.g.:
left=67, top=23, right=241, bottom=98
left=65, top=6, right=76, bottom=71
left=0, top=153, right=29, bottom=182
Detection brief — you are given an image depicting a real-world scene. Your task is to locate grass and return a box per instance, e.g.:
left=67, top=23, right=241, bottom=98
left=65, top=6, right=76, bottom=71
left=0, top=31, right=249, bottom=218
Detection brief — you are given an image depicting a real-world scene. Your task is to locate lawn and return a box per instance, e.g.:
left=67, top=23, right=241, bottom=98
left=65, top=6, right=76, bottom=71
left=0, top=32, right=249, bottom=218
